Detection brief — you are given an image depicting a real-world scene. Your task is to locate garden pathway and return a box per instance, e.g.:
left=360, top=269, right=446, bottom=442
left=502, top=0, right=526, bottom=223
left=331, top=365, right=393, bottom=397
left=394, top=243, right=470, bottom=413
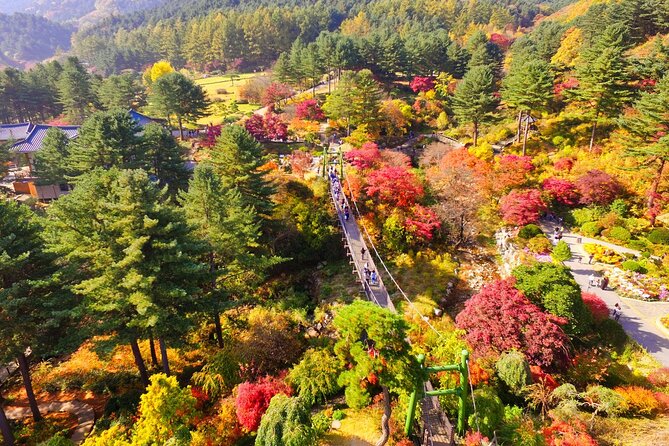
left=4, top=400, right=95, bottom=444
left=541, top=223, right=669, bottom=367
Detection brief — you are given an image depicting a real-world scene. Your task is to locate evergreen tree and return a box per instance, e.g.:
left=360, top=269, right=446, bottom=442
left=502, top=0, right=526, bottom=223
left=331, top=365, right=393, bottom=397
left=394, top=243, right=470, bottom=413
left=466, top=31, right=502, bottom=73
left=142, top=123, right=189, bottom=198
left=255, top=395, right=316, bottom=446
left=207, top=125, right=276, bottom=222
left=571, top=24, right=632, bottom=151
left=502, top=58, right=555, bottom=154
left=620, top=74, right=669, bottom=224
left=32, top=127, right=71, bottom=185
left=0, top=200, right=76, bottom=425
left=352, top=69, right=383, bottom=129
left=57, top=57, right=96, bottom=124
left=98, top=73, right=143, bottom=110
left=45, top=169, right=208, bottom=381
left=322, top=71, right=357, bottom=135
left=150, top=72, right=209, bottom=139
left=68, top=110, right=144, bottom=176
left=451, top=65, right=498, bottom=146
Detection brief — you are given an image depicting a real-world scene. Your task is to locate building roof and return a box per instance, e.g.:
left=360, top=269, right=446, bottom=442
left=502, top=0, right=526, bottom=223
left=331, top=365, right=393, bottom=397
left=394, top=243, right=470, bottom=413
left=11, top=125, right=79, bottom=154
left=0, top=123, right=34, bottom=142
left=129, top=109, right=163, bottom=127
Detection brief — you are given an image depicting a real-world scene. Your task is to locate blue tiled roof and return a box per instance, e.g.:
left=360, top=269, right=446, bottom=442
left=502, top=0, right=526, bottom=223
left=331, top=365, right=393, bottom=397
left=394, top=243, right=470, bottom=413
left=129, top=109, right=161, bottom=127
left=11, top=125, right=79, bottom=154
left=0, top=123, right=33, bottom=142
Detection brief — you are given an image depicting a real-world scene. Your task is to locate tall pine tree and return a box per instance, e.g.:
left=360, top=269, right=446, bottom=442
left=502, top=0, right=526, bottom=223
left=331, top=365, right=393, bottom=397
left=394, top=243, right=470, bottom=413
left=32, top=127, right=71, bottom=185
left=57, top=57, right=96, bottom=124
left=142, top=123, right=189, bottom=199
left=149, top=72, right=209, bottom=139
left=451, top=65, right=498, bottom=146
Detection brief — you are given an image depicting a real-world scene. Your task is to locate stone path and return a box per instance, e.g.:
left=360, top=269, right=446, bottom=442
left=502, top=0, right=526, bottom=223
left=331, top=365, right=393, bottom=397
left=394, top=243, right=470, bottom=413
left=4, top=401, right=95, bottom=444
left=541, top=223, right=669, bottom=366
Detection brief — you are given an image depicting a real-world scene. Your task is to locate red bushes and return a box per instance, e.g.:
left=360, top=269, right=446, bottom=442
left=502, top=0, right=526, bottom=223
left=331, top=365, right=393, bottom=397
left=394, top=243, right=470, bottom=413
left=365, top=166, right=424, bottom=208
left=455, top=279, right=570, bottom=369
left=295, top=99, right=325, bottom=121
left=648, top=367, right=669, bottom=388
left=404, top=205, right=440, bottom=241
left=344, top=142, right=382, bottom=169
left=410, top=76, right=436, bottom=93
left=235, top=376, right=291, bottom=432
left=543, top=418, right=598, bottom=446
left=581, top=292, right=609, bottom=323
left=245, top=110, right=288, bottom=141
left=500, top=189, right=547, bottom=225
left=553, top=157, right=574, bottom=172
left=575, top=170, right=622, bottom=205
left=543, top=178, right=580, bottom=206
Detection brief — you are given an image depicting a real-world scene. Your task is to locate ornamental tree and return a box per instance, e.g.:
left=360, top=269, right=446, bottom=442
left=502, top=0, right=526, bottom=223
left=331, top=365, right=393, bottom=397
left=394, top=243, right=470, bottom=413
left=575, top=170, right=622, bottom=205
left=344, top=142, right=382, bottom=169
left=543, top=178, right=580, bottom=206
left=404, top=205, right=441, bottom=242
left=365, top=166, right=424, bottom=208
left=245, top=110, right=288, bottom=142
left=295, top=99, right=325, bottom=121
left=255, top=395, right=316, bottom=446
left=287, top=349, right=343, bottom=404
left=581, top=292, right=610, bottom=323
left=410, top=76, right=436, bottom=93
left=262, top=82, right=293, bottom=107
left=495, top=155, right=534, bottom=192
left=455, top=279, right=570, bottom=369
left=499, top=189, right=546, bottom=225
left=235, top=376, right=291, bottom=432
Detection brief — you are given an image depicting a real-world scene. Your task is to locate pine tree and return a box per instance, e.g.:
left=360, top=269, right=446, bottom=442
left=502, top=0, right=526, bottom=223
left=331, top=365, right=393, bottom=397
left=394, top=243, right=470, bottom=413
left=150, top=72, right=209, bottom=139
left=67, top=110, right=144, bottom=176
left=32, top=127, right=71, bottom=185
left=57, top=57, right=96, bottom=124
left=451, top=65, right=498, bottom=146
left=1, top=201, right=76, bottom=425
left=255, top=395, right=316, bottom=446
left=142, top=123, right=189, bottom=199
left=352, top=69, right=383, bottom=129
left=45, top=169, right=208, bottom=381
left=98, top=73, right=142, bottom=110
left=571, top=24, right=632, bottom=151
left=502, top=58, right=555, bottom=154
left=208, top=125, right=276, bottom=222
left=620, top=74, right=669, bottom=224
left=322, top=71, right=357, bottom=135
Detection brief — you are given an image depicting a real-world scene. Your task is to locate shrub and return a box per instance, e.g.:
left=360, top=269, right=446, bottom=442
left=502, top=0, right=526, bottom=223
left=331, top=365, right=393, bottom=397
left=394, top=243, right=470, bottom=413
left=571, top=207, right=606, bottom=226
left=467, top=387, right=504, bottom=438
left=582, top=385, right=628, bottom=416
left=287, top=349, right=343, bottom=404
left=311, top=412, right=331, bottom=436
left=605, top=226, right=631, bottom=243
left=496, top=351, right=531, bottom=395
left=551, top=241, right=572, bottom=263
left=553, top=157, right=574, bottom=171
left=581, top=221, right=602, bottom=237
left=614, top=386, right=660, bottom=417
left=543, top=178, right=580, bottom=206
left=648, top=368, right=669, bottom=388
left=542, top=418, right=597, bottom=446
left=41, top=434, right=74, bottom=446
left=581, top=292, right=609, bottom=323
left=216, top=88, right=229, bottom=95
left=610, top=199, right=628, bottom=217
left=527, top=236, right=552, bottom=254
left=621, top=259, right=646, bottom=274
left=235, top=376, right=291, bottom=432
left=500, top=189, right=547, bottom=225
left=332, top=409, right=345, bottom=421
left=597, top=319, right=628, bottom=349
left=648, top=227, right=669, bottom=245
left=576, top=170, right=622, bottom=205
left=518, top=224, right=543, bottom=239
left=566, top=350, right=612, bottom=389
left=464, top=431, right=490, bottom=446
left=255, top=395, right=316, bottom=446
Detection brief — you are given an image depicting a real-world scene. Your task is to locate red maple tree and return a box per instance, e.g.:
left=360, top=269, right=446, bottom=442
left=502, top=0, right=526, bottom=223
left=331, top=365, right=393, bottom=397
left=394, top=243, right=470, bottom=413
left=581, top=292, right=609, bottom=323
left=235, top=376, right=291, bottom=432
left=344, top=142, right=382, bottom=169
left=261, top=82, right=293, bottom=107
left=365, top=166, right=424, bottom=208
left=404, top=205, right=441, bottom=241
left=575, top=170, right=621, bottom=205
left=543, top=177, right=580, bottom=206
left=295, top=99, right=325, bottom=121
left=410, top=76, right=436, bottom=93
left=499, top=189, right=547, bottom=225
left=245, top=109, right=288, bottom=142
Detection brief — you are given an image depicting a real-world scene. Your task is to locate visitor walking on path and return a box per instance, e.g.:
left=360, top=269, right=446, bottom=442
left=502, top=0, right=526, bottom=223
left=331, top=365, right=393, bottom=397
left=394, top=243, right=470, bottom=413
left=361, top=247, right=366, bottom=259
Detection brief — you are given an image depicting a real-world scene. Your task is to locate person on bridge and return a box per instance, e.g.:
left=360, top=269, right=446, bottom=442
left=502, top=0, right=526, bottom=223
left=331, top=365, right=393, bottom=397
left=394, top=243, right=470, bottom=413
left=361, top=247, right=366, bottom=259
left=344, top=209, right=350, bottom=221
left=370, top=270, right=378, bottom=286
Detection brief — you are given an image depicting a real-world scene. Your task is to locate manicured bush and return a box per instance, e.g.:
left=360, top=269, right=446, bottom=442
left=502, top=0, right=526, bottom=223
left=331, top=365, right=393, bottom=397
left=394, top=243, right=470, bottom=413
left=235, top=377, right=291, bottom=432
left=495, top=351, right=531, bottom=395
left=571, top=207, right=606, bottom=226
left=255, top=395, right=316, bottom=446
left=527, top=235, right=552, bottom=254
left=332, top=409, right=345, bottom=421
left=553, top=157, right=574, bottom=171
left=581, top=292, right=609, bottom=323
left=583, top=385, right=628, bottom=416
left=518, top=224, right=543, bottom=239
left=621, top=259, right=646, bottom=274
left=543, top=177, right=580, bottom=206
left=542, top=418, right=598, bottom=445
left=614, top=386, right=660, bottom=417
left=287, top=349, right=343, bottom=404
left=648, top=227, right=669, bottom=245
left=581, top=221, right=602, bottom=237
left=606, top=226, right=631, bottom=243
left=610, top=198, right=628, bottom=217
left=311, top=412, right=331, bottom=435
left=551, top=240, right=572, bottom=263
left=576, top=170, right=622, bottom=205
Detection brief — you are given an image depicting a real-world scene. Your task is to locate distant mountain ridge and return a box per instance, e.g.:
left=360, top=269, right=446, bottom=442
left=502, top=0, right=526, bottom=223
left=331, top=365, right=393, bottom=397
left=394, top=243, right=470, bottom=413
left=0, top=12, right=73, bottom=68
left=0, top=0, right=166, bottom=24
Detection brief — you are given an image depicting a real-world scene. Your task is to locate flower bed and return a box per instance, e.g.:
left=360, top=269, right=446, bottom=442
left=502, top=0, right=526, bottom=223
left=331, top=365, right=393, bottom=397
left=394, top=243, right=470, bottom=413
left=661, top=314, right=669, bottom=331
left=607, top=266, right=669, bottom=301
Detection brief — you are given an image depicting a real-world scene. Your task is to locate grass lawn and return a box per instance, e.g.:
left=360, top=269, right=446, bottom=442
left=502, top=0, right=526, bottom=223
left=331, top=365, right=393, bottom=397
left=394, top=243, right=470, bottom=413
left=194, top=73, right=265, bottom=126
left=320, top=407, right=382, bottom=446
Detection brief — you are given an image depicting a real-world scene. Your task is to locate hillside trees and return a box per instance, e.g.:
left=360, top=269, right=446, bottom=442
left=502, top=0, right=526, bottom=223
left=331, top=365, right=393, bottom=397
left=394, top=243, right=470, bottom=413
left=57, top=57, right=96, bottom=124
left=142, top=123, right=190, bottom=197
left=451, top=65, right=498, bottom=146
left=32, top=127, right=72, bottom=185
left=98, top=73, right=144, bottom=110
left=46, top=169, right=208, bottom=382
left=150, top=72, right=209, bottom=139
left=323, top=69, right=383, bottom=136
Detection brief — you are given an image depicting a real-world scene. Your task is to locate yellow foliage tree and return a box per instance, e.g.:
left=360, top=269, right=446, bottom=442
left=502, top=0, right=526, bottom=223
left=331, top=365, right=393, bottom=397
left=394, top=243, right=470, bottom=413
left=552, top=27, right=584, bottom=68
left=150, top=60, right=175, bottom=83
left=340, top=11, right=371, bottom=37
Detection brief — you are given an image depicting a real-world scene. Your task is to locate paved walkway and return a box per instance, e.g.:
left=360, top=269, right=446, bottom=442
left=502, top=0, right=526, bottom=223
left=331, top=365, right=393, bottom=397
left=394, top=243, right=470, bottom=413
left=541, top=223, right=669, bottom=366
left=4, top=400, right=95, bottom=444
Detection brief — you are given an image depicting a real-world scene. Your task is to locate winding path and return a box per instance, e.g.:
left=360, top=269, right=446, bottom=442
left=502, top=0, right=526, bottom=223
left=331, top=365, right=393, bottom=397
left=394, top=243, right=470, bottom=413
left=4, top=400, right=95, bottom=444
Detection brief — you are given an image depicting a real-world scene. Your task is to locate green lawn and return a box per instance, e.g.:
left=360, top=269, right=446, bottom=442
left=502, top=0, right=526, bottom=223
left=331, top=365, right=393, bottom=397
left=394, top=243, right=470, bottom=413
left=194, top=72, right=266, bottom=125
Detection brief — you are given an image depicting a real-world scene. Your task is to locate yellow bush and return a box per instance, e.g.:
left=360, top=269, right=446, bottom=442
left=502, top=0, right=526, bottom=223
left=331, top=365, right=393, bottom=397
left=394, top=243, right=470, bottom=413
left=615, top=386, right=661, bottom=417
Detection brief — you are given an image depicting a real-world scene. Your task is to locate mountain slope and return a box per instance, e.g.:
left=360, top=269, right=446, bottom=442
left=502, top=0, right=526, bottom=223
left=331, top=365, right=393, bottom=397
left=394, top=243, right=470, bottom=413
left=0, top=0, right=166, bottom=24
left=0, top=13, right=73, bottom=67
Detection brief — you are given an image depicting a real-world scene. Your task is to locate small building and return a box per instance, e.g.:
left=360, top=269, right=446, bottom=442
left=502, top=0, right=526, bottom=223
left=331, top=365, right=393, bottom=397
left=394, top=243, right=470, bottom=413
left=129, top=109, right=164, bottom=128
left=0, top=122, right=33, bottom=143
left=10, top=124, right=79, bottom=172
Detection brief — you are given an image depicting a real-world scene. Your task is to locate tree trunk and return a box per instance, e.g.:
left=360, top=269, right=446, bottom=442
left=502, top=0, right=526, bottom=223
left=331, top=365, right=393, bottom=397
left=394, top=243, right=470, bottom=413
left=589, top=112, right=599, bottom=152
left=17, top=353, right=40, bottom=422
left=159, top=338, right=170, bottom=376
left=0, top=403, right=14, bottom=446
left=130, top=339, right=150, bottom=387
left=648, top=159, right=666, bottom=226
left=375, top=386, right=392, bottom=446
left=516, top=110, right=523, bottom=143
left=214, top=312, right=224, bottom=349
left=178, top=116, right=184, bottom=140
left=522, top=113, right=530, bottom=156
left=149, top=335, right=159, bottom=368
left=473, top=121, right=479, bottom=147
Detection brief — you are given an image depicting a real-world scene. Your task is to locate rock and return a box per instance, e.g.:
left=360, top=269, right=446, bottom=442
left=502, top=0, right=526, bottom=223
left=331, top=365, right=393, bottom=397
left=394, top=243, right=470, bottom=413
left=331, top=420, right=342, bottom=429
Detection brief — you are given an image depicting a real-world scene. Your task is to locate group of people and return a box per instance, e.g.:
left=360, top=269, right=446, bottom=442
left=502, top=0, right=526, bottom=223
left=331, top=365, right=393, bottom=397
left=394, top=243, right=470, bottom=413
left=363, top=263, right=378, bottom=286
left=330, top=168, right=351, bottom=221
left=588, top=274, right=609, bottom=290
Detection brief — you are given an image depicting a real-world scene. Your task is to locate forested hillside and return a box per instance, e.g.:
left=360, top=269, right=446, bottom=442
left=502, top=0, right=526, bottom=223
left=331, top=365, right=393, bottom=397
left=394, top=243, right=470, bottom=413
left=0, top=13, right=73, bottom=67
left=0, top=0, right=166, bottom=24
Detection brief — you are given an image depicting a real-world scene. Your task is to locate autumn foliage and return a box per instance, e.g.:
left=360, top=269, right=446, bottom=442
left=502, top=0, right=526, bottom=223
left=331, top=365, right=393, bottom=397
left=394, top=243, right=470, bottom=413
left=542, top=417, right=598, bottom=446
left=245, top=109, right=288, bottom=141
left=576, top=170, right=622, bottom=205
left=365, top=166, right=424, bottom=208
left=235, top=376, right=291, bottom=432
left=455, top=279, right=570, bottom=369
left=404, top=205, right=440, bottom=241
left=410, top=76, right=436, bottom=93
left=344, top=142, right=381, bottom=169
left=500, top=189, right=547, bottom=225
left=295, top=99, right=325, bottom=121
left=581, top=292, right=610, bottom=323
left=495, top=155, right=534, bottom=191
left=261, top=82, right=293, bottom=106
left=543, top=178, right=580, bottom=206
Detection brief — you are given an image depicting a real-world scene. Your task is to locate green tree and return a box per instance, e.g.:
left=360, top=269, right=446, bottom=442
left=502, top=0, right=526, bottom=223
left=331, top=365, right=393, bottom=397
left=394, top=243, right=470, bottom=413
left=149, top=72, right=209, bottom=139
left=322, top=71, right=357, bottom=135
left=287, top=348, right=343, bottom=404
left=451, top=65, right=498, bottom=146
left=0, top=200, right=76, bottom=426
left=142, top=123, right=189, bottom=198
left=571, top=24, right=632, bottom=151
left=551, top=241, right=572, bottom=264
left=68, top=110, right=144, bottom=176
left=207, top=125, right=276, bottom=221
left=0, top=143, right=10, bottom=179
left=255, top=395, right=316, bottom=446
left=131, top=374, right=197, bottom=445
left=333, top=301, right=418, bottom=446
left=619, top=74, right=669, bottom=224
left=32, top=127, right=71, bottom=185
left=46, top=169, right=208, bottom=382
left=57, top=57, right=96, bottom=124
left=495, top=351, right=531, bottom=396
left=353, top=69, right=383, bottom=130
left=98, top=73, right=143, bottom=110
left=502, top=58, right=554, bottom=154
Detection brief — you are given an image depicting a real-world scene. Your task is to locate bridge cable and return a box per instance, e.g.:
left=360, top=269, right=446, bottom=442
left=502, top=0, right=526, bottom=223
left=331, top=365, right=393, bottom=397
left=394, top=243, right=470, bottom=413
left=466, top=359, right=481, bottom=435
